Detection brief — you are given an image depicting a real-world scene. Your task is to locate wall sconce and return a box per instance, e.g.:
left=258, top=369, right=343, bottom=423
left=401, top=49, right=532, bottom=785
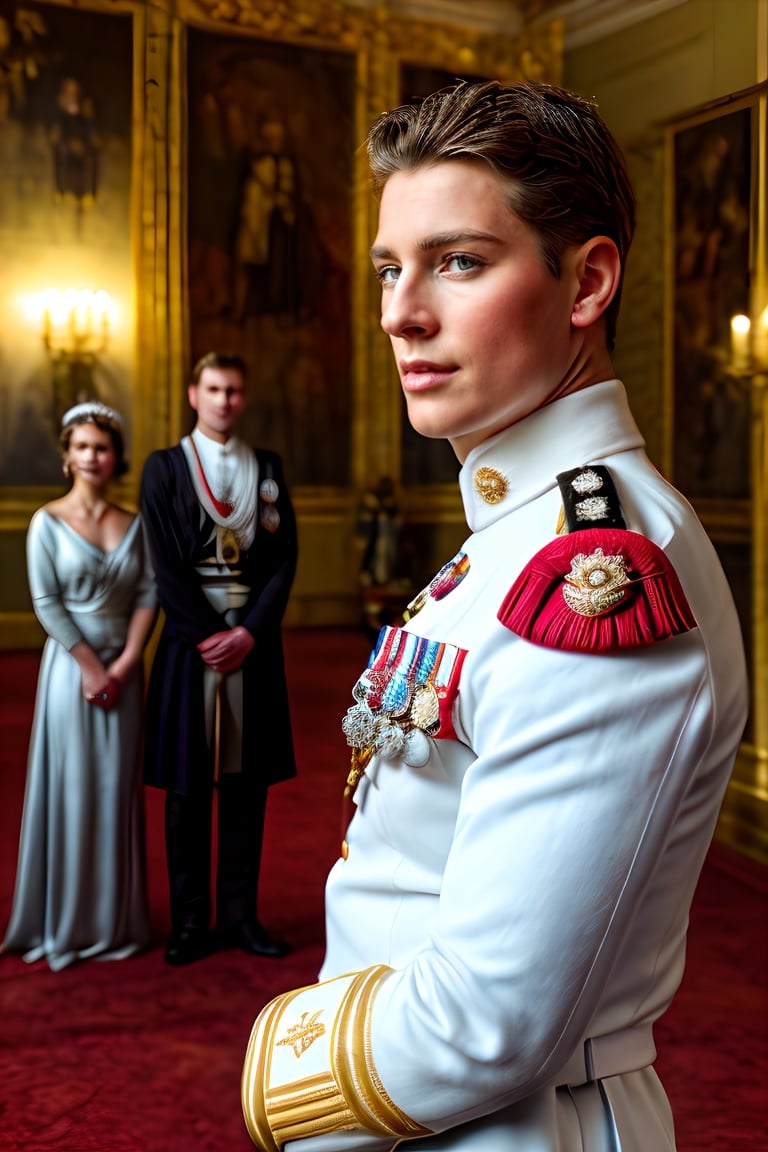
left=730, top=313, right=751, bottom=374
left=37, top=288, right=113, bottom=423
left=40, top=288, right=111, bottom=356
left=730, top=307, right=768, bottom=376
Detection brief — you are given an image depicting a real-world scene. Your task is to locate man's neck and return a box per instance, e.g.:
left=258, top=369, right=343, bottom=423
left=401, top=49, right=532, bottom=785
left=192, top=425, right=234, bottom=447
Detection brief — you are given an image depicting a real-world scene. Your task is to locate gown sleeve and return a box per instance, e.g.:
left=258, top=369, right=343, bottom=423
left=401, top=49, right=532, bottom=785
left=26, top=511, right=84, bottom=652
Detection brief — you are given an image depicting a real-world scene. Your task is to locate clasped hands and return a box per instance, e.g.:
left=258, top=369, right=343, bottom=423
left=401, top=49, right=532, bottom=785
left=85, top=675, right=120, bottom=711
left=197, top=625, right=255, bottom=675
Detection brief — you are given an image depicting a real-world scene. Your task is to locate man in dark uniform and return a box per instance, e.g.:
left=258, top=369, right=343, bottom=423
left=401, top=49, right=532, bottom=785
left=141, top=351, right=297, bottom=965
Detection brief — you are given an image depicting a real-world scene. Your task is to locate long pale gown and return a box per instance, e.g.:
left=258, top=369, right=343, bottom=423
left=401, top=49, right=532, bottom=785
left=3, top=509, right=155, bottom=971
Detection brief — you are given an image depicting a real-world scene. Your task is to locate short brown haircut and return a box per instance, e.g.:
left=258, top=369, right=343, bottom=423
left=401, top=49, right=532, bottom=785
left=365, top=80, right=636, bottom=350
left=191, top=351, right=247, bottom=384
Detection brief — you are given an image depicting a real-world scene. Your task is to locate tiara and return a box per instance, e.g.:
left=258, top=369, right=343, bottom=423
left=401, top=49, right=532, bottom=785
left=61, top=401, right=124, bottom=432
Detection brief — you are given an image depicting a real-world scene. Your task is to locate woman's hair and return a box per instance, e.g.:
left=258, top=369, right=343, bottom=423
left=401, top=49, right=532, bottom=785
left=365, top=80, right=636, bottom=350
left=59, top=405, right=128, bottom=478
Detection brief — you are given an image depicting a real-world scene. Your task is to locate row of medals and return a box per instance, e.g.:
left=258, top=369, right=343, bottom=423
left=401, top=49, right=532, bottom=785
left=342, top=551, right=470, bottom=796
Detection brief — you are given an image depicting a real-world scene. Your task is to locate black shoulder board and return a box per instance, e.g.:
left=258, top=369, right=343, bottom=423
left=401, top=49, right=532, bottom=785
left=557, top=464, right=626, bottom=532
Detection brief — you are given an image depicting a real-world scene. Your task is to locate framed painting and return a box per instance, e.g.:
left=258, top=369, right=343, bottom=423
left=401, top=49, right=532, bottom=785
left=667, top=91, right=756, bottom=503
left=185, top=26, right=357, bottom=488
left=0, top=0, right=135, bottom=488
left=665, top=83, right=768, bottom=753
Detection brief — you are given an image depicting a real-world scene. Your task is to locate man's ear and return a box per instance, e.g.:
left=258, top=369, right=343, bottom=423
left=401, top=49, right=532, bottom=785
left=570, top=237, right=621, bottom=329
left=188, top=383, right=198, bottom=413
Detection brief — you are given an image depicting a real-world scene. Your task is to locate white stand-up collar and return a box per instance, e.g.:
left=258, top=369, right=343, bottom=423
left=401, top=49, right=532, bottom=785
left=458, top=381, right=645, bottom=533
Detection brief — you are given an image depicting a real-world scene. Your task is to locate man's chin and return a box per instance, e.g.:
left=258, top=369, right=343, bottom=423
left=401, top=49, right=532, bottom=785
left=403, top=407, right=453, bottom=442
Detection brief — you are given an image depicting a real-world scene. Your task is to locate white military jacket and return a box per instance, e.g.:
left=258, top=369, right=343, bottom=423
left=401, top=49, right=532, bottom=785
left=242, top=381, right=747, bottom=1151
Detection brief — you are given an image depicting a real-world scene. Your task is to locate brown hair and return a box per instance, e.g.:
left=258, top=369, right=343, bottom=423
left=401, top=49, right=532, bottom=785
left=191, top=351, right=247, bottom=384
left=365, top=80, right=636, bottom=350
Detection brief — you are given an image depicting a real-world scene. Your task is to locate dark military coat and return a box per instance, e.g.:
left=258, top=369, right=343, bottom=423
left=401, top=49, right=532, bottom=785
left=141, top=443, right=297, bottom=795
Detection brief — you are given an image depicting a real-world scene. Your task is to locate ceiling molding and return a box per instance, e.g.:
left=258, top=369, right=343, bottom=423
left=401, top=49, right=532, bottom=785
left=525, top=0, right=689, bottom=50
left=344, top=0, right=524, bottom=34
left=341, top=0, right=689, bottom=45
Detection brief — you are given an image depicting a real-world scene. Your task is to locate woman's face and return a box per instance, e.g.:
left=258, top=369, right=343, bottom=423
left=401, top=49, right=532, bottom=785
left=65, top=422, right=117, bottom=486
left=371, top=160, right=589, bottom=462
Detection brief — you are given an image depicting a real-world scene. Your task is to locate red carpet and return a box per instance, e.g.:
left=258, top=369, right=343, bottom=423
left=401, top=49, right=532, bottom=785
left=0, top=630, right=766, bottom=1151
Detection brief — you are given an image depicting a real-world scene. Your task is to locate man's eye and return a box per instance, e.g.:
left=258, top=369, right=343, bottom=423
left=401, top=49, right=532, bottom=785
left=445, top=253, right=480, bottom=273
left=376, top=265, right=400, bottom=284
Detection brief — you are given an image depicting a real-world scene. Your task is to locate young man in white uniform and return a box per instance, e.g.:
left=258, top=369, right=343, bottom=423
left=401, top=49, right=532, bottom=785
left=241, top=81, right=748, bottom=1151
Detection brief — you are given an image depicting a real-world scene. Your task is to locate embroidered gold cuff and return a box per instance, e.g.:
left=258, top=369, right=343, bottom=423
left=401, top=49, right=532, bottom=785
left=241, top=966, right=432, bottom=1149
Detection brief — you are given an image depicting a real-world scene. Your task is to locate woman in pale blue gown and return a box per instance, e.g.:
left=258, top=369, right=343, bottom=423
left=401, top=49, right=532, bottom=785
left=2, top=402, right=157, bottom=971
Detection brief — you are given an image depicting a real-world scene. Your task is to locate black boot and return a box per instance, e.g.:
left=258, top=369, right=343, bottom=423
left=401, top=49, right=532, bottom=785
left=214, top=776, right=289, bottom=957
left=164, top=790, right=214, bottom=965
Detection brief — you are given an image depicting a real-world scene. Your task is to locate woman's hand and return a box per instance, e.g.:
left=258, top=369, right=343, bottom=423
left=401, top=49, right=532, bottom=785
left=72, top=642, right=113, bottom=710
left=88, top=675, right=121, bottom=710
left=81, top=665, right=114, bottom=709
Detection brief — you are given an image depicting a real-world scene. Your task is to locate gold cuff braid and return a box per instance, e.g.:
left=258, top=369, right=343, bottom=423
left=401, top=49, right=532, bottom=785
left=242, top=966, right=432, bottom=1148
left=332, top=966, right=432, bottom=1138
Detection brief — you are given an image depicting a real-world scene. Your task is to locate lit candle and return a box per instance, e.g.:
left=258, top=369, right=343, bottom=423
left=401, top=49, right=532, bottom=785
left=63, top=289, right=78, bottom=342
left=49, top=290, right=65, bottom=348
left=731, top=313, right=751, bottom=373
left=95, top=290, right=111, bottom=345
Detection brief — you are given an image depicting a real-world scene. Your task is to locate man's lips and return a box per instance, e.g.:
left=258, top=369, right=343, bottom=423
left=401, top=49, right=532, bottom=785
left=399, top=361, right=457, bottom=390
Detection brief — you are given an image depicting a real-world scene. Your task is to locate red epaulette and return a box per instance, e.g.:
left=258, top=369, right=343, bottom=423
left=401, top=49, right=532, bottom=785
left=497, top=466, right=697, bottom=653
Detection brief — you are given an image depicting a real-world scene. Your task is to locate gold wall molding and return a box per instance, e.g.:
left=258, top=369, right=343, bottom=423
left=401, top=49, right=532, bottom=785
left=718, top=745, right=768, bottom=866
left=183, top=0, right=366, bottom=41
left=368, top=8, right=561, bottom=84
left=0, top=612, right=44, bottom=649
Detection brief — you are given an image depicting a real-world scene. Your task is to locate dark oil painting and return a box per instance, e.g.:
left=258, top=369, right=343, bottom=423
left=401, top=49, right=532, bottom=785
left=672, top=104, right=752, bottom=500
left=186, top=28, right=356, bottom=488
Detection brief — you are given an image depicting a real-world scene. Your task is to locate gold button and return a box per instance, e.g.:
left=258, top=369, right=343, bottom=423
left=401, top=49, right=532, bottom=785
left=473, top=466, right=508, bottom=504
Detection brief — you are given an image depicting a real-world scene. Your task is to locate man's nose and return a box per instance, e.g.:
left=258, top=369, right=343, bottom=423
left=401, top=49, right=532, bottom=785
left=380, top=274, right=437, bottom=339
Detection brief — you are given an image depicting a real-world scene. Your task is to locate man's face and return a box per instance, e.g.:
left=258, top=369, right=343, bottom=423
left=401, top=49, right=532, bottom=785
left=188, top=366, right=246, bottom=443
left=371, top=160, right=587, bottom=462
